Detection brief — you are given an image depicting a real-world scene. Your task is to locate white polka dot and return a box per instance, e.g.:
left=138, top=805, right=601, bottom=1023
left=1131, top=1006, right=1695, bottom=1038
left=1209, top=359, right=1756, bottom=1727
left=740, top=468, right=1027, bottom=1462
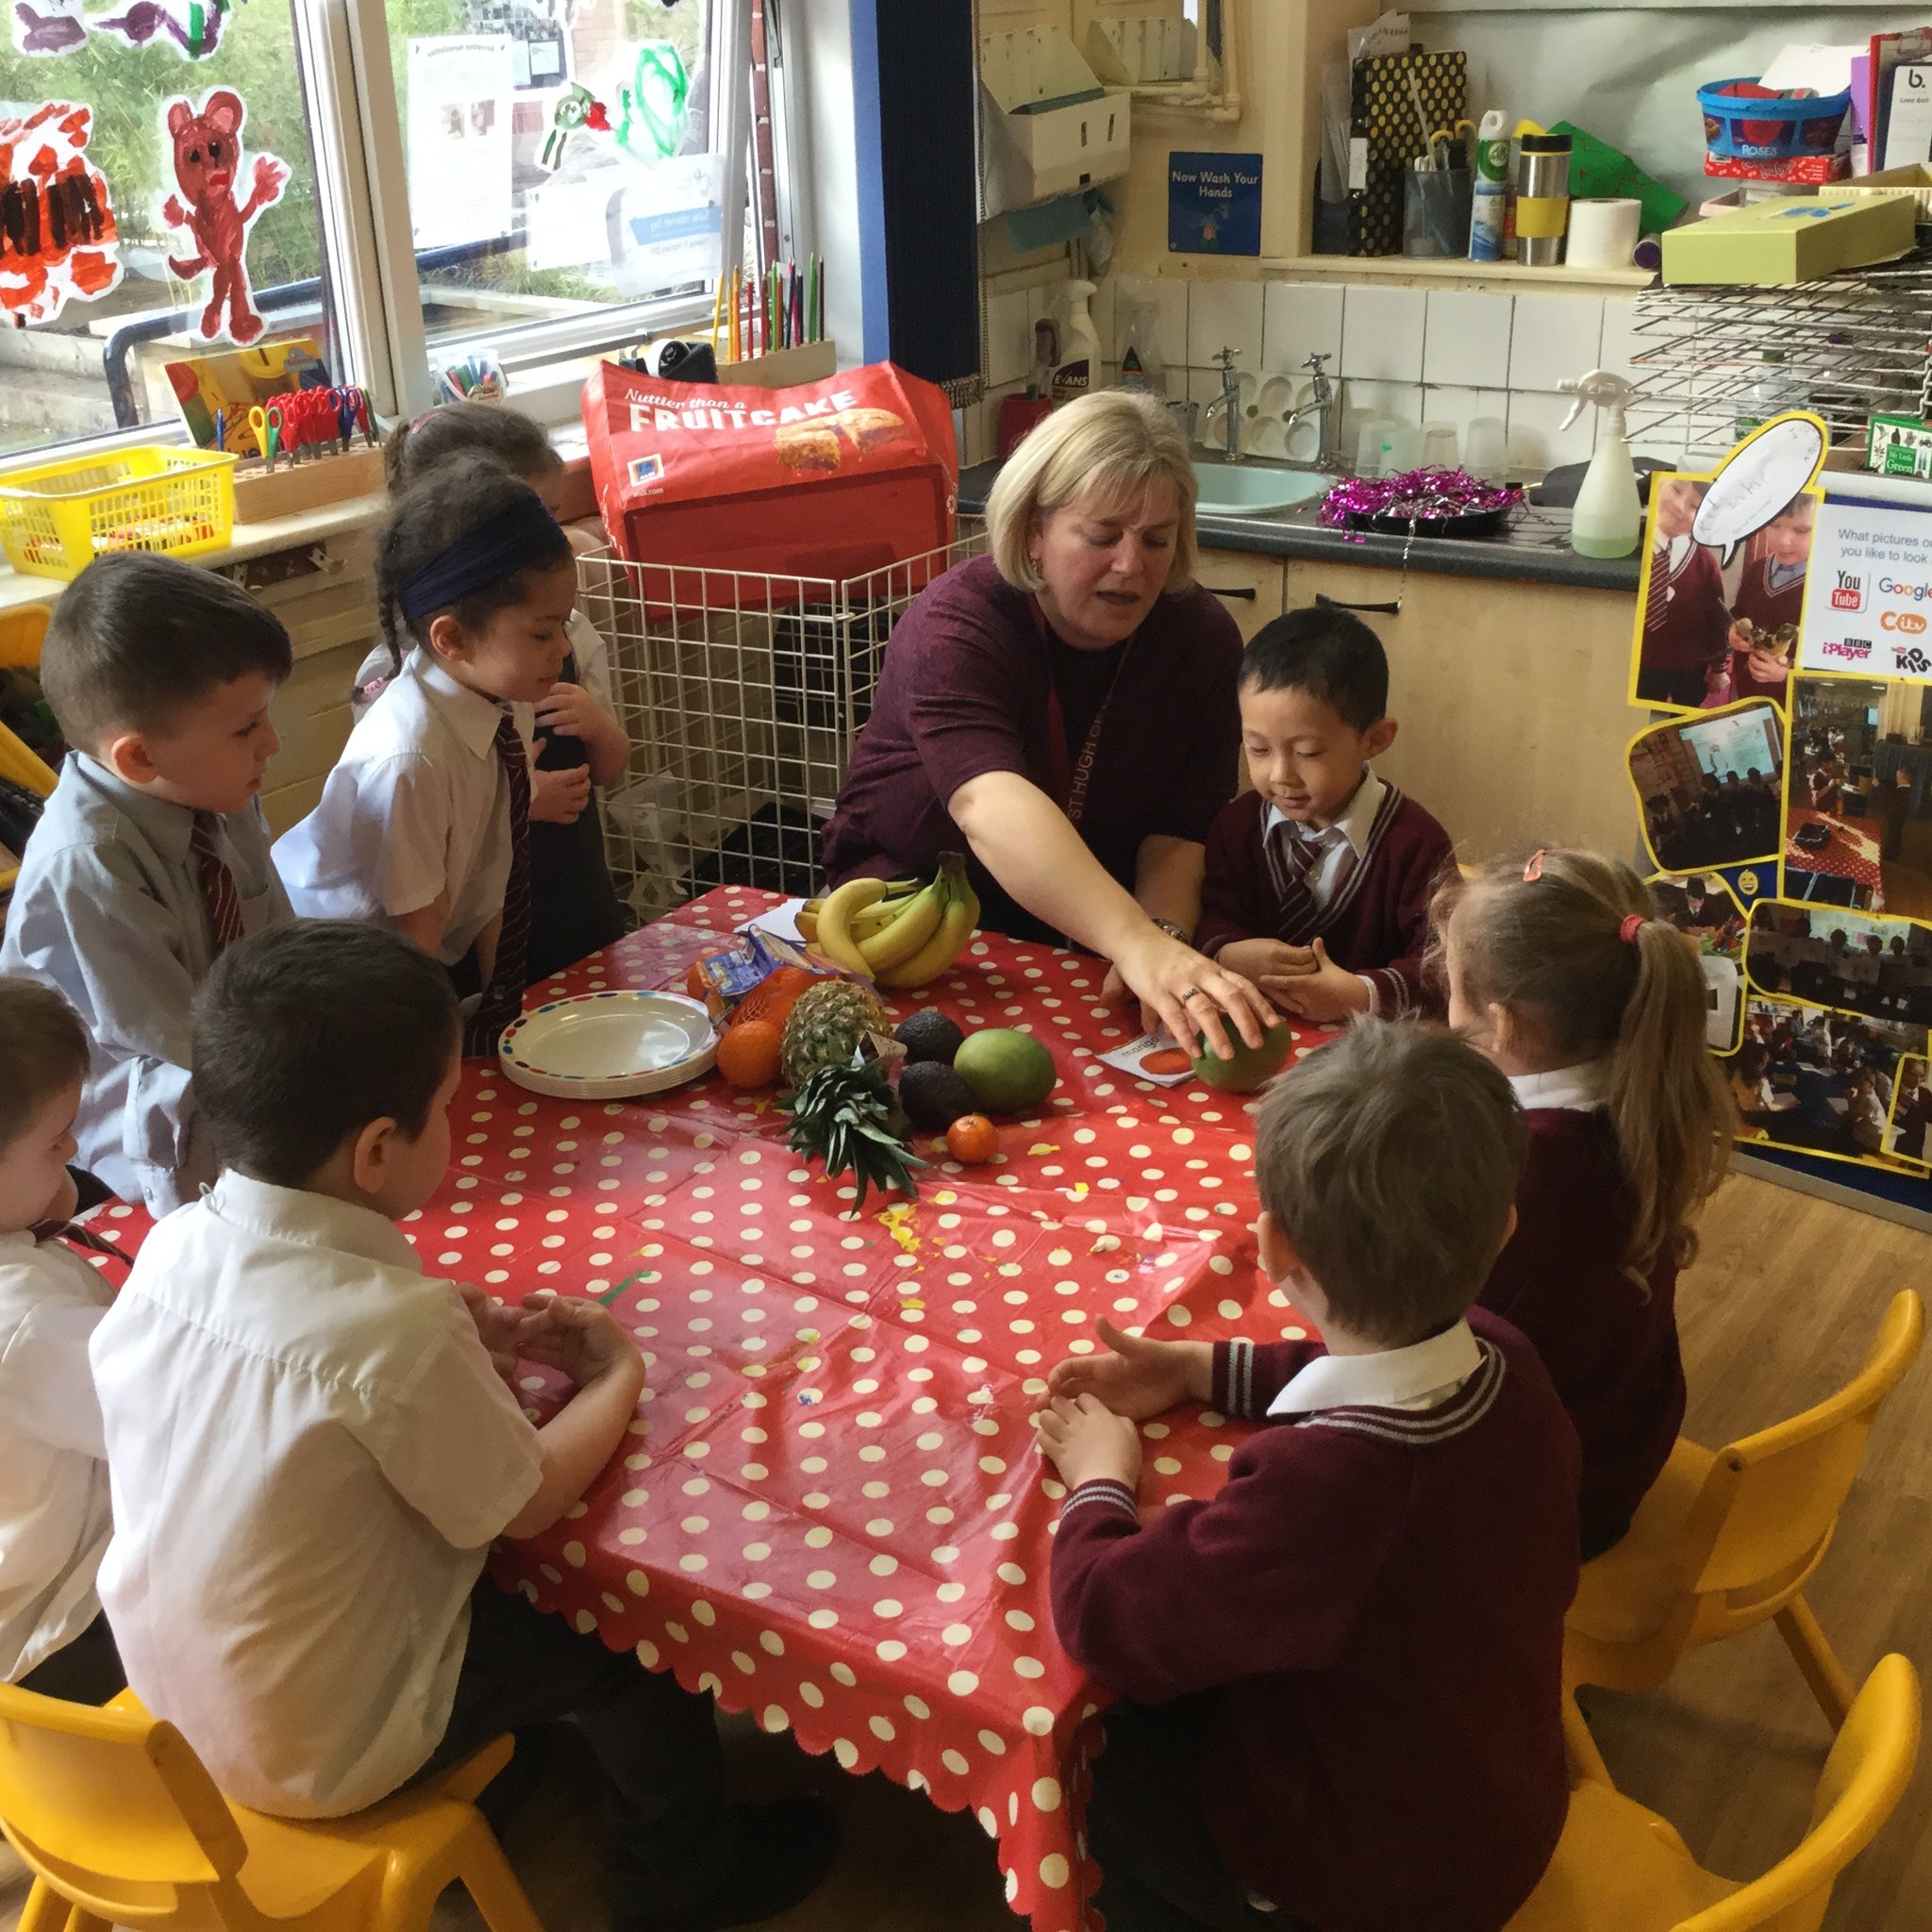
left=625, top=1570, right=650, bottom=1596
left=941, top=1748, right=970, bottom=1775
left=1039, top=1853, right=1070, bottom=1889
left=636, top=1640, right=659, bottom=1667
left=834, top=1739, right=858, bottom=1769
left=976, top=1728, right=1008, bottom=1755
left=869, top=1714, right=896, bottom=1741
left=874, top=1599, right=904, bottom=1619
left=830, top=1662, right=857, bottom=1687
left=947, top=1670, right=979, bottom=1696
left=1022, top=1706, right=1054, bottom=1735
left=1013, top=1656, right=1044, bottom=1678
left=941, top=1622, right=972, bottom=1646
left=762, top=1705, right=790, bottom=1732
left=904, top=1694, right=930, bottom=1719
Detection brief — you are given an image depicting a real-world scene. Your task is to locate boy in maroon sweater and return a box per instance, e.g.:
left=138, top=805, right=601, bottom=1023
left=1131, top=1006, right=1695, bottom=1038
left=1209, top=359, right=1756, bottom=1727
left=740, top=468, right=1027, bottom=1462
left=1038, top=1021, right=1579, bottom=1932
left=1195, top=610, right=1455, bottom=1021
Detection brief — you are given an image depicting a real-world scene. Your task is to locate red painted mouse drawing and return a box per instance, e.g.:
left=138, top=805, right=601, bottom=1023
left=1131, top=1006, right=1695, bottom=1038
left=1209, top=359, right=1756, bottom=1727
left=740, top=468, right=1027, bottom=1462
left=159, top=88, right=286, bottom=343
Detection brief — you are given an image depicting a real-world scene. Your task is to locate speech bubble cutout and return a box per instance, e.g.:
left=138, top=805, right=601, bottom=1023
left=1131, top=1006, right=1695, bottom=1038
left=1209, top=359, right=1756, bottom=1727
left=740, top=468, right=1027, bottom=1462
left=1691, top=412, right=1827, bottom=567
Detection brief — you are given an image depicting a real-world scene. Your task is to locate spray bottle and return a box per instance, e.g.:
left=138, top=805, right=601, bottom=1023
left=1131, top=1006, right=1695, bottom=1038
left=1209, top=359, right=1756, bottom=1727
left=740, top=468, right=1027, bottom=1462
left=1558, top=369, right=1641, bottom=559
left=1468, top=110, right=1511, bottom=262
left=1051, top=279, right=1101, bottom=405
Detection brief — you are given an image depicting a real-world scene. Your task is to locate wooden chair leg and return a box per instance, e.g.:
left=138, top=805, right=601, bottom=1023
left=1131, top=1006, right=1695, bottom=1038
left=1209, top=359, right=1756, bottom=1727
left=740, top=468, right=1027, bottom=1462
left=1774, top=1593, right=1857, bottom=1729
left=455, top=1823, right=548, bottom=1932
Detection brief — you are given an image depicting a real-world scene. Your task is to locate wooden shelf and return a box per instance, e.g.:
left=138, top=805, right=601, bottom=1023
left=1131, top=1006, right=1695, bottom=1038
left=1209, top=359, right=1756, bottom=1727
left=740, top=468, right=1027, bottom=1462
left=1257, top=253, right=1656, bottom=295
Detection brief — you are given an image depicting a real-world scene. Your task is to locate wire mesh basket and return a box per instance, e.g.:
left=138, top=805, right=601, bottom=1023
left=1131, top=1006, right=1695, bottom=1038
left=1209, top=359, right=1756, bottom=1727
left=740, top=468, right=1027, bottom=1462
left=582, top=533, right=986, bottom=918
left=1629, top=249, right=1932, bottom=467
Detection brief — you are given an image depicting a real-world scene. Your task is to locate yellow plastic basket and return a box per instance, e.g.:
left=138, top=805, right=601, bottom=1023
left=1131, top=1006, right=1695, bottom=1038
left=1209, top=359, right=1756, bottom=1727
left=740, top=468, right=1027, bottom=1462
left=0, top=446, right=238, bottom=581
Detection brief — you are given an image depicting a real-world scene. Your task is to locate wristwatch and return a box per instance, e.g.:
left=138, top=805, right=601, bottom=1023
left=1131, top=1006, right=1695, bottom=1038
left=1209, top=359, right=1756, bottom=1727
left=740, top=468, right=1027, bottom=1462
left=1151, top=917, right=1191, bottom=943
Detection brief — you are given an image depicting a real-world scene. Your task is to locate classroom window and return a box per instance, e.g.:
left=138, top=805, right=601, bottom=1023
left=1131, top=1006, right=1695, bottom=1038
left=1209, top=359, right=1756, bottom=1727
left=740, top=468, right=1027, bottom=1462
left=391, top=0, right=746, bottom=382
left=0, top=2, right=341, bottom=459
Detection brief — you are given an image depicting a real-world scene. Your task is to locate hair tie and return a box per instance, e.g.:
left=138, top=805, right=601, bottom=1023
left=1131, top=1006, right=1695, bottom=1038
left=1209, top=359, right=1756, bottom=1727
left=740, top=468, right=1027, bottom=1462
left=1523, top=849, right=1546, bottom=882
left=397, top=493, right=569, bottom=621
left=1620, top=914, right=1645, bottom=945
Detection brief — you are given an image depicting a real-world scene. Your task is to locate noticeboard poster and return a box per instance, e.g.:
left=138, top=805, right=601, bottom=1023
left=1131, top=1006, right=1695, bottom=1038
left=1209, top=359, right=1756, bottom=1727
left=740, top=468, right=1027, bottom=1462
left=1627, top=415, right=1932, bottom=1179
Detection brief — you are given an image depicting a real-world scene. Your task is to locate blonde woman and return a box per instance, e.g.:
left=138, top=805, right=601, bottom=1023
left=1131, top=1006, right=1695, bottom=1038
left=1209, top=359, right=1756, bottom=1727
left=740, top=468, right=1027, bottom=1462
left=823, top=391, right=1274, bottom=1058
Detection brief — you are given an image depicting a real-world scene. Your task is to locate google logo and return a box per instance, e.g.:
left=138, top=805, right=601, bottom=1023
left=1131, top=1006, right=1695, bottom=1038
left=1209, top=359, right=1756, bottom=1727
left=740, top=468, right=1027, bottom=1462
left=1878, top=577, right=1932, bottom=601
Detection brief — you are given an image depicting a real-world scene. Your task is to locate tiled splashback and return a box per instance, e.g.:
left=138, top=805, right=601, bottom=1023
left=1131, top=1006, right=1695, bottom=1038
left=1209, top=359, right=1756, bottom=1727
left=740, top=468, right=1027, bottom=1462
left=964, top=276, right=1691, bottom=479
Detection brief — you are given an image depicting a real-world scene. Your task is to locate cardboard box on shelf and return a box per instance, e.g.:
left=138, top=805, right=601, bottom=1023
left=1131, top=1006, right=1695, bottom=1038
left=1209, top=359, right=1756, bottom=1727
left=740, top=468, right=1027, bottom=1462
left=1661, top=192, right=1916, bottom=285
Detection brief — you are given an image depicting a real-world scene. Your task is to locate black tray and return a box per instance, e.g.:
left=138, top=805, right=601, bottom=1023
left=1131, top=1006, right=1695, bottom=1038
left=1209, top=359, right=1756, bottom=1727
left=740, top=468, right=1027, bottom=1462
left=1344, top=503, right=1513, bottom=540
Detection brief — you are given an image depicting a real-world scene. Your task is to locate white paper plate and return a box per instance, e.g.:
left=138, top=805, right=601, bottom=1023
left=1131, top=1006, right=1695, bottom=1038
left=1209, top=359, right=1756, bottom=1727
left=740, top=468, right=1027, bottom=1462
left=499, top=991, right=717, bottom=1100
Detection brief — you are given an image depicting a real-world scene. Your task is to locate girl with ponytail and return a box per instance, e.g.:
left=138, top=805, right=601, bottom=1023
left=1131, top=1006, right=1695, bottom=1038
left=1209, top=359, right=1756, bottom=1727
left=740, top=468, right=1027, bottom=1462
left=1433, top=849, right=1734, bottom=1558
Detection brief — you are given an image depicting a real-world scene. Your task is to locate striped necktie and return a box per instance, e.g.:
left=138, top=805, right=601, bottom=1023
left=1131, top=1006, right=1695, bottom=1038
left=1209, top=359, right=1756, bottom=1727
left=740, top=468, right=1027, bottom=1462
left=1645, top=538, right=1685, bottom=629
left=190, top=812, right=245, bottom=954
left=464, top=709, right=534, bottom=1056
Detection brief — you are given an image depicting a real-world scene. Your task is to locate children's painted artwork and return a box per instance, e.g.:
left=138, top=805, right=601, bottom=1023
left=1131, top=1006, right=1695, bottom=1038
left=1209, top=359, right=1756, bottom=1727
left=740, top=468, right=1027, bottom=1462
left=96, top=0, right=232, bottom=58
left=158, top=86, right=286, bottom=344
left=12, top=0, right=84, bottom=54
left=0, top=101, right=122, bottom=325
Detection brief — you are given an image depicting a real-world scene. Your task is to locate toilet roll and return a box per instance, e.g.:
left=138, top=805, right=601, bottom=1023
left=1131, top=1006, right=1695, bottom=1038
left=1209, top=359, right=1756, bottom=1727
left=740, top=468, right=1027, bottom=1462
left=1565, top=197, right=1641, bottom=272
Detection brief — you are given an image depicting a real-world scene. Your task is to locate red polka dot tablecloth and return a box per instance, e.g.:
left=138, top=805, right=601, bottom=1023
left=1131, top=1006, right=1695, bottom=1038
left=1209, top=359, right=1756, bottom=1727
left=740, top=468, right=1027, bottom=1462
left=80, top=889, right=1327, bottom=1932
left=1785, top=809, right=1884, bottom=900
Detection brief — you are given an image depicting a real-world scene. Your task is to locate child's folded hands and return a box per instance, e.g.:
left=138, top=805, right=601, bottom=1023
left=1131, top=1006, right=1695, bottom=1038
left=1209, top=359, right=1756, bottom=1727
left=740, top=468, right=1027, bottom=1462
left=1037, top=1393, right=1142, bottom=1491
left=458, top=1282, right=527, bottom=1387
left=505, top=1289, right=641, bottom=1388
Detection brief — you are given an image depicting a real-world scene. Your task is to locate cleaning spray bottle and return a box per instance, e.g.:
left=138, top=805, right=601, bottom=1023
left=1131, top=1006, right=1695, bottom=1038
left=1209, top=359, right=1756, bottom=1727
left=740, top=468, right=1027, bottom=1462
left=1468, top=110, right=1511, bottom=262
left=1557, top=368, right=1641, bottom=559
left=1051, top=279, right=1101, bottom=404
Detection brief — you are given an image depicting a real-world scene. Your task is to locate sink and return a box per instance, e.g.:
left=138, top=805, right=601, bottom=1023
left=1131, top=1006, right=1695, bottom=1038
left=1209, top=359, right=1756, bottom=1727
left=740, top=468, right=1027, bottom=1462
left=1191, top=462, right=1331, bottom=517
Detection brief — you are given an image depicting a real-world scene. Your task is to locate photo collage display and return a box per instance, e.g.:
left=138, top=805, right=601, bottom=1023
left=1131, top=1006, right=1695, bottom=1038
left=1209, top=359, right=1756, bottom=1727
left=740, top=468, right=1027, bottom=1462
left=1627, top=418, right=1932, bottom=1175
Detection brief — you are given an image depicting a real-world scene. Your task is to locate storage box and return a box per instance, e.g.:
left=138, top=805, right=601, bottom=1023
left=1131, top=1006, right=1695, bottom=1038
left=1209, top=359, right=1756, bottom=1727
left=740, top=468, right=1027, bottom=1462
left=1818, top=161, right=1932, bottom=222
left=977, top=27, right=1130, bottom=218
left=231, top=446, right=385, bottom=525
left=1660, top=192, right=1917, bottom=285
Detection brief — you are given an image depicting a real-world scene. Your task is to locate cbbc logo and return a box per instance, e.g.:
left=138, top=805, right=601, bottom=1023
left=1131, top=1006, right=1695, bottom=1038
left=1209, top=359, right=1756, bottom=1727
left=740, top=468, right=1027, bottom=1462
left=1830, top=569, right=1865, bottom=611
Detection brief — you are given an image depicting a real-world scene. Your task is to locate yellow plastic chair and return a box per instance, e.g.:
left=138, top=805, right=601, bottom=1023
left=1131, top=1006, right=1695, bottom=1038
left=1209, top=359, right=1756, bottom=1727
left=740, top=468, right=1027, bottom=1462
left=1566, top=1291, right=1924, bottom=1730
left=1507, top=1653, right=1919, bottom=1930
left=0, top=1682, right=544, bottom=1932
left=0, top=602, right=49, bottom=670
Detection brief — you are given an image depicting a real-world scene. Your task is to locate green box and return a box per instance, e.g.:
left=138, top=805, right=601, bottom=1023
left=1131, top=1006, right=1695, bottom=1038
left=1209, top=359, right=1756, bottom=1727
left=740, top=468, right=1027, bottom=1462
left=1661, top=193, right=1917, bottom=287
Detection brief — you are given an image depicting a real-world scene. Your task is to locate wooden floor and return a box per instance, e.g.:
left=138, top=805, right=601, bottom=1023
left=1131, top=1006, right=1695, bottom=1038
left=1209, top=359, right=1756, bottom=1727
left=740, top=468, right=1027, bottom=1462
left=4, top=1168, right=1927, bottom=1932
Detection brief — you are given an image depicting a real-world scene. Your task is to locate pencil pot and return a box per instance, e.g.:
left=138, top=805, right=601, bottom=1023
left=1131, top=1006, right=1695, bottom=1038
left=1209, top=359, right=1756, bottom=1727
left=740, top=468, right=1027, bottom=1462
left=0, top=446, right=237, bottom=580
left=1403, top=167, right=1473, bottom=258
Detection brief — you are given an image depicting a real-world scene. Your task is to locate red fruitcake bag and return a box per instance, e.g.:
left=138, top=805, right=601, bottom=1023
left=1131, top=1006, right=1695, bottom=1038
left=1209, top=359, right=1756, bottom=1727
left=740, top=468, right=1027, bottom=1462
left=582, top=358, right=958, bottom=608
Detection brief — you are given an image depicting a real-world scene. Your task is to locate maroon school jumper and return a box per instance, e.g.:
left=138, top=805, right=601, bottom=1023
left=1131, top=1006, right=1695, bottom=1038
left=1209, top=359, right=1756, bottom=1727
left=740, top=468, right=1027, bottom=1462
left=1728, top=556, right=1806, bottom=705
left=821, top=555, right=1241, bottom=892
left=1479, top=1107, right=1685, bottom=1553
left=1192, top=783, right=1456, bottom=1013
left=1051, top=1307, right=1578, bottom=1932
left=1639, top=539, right=1729, bottom=676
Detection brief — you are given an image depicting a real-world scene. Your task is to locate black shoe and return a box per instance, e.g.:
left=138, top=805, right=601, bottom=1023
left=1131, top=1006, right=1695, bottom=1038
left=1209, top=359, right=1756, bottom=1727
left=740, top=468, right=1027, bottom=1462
left=620, top=1795, right=841, bottom=1932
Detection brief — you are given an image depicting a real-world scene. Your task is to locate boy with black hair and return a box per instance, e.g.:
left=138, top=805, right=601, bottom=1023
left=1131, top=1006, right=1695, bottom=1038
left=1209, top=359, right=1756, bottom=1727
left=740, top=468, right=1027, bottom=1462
left=0, top=976, right=122, bottom=1705
left=90, top=922, right=836, bottom=1932
left=1038, top=1020, right=1580, bottom=1932
left=1195, top=608, right=1456, bottom=1019
left=0, top=551, right=294, bottom=1214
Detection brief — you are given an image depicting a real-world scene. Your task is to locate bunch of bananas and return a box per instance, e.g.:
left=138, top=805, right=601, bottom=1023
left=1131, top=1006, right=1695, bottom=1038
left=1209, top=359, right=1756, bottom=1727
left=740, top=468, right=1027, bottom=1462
left=799, top=853, right=980, bottom=988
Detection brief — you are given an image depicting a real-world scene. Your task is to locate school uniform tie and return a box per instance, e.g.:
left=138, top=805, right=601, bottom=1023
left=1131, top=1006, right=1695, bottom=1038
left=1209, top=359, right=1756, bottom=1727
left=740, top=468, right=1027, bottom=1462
left=1266, top=819, right=1345, bottom=944
left=190, top=812, right=245, bottom=954
left=28, top=1217, right=129, bottom=1267
left=463, top=708, right=533, bottom=1057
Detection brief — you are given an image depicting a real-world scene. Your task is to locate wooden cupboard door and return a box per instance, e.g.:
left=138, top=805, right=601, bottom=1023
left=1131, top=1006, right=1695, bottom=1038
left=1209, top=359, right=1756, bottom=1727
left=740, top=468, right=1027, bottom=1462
left=1195, top=548, right=1287, bottom=644
left=1280, top=559, right=1648, bottom=859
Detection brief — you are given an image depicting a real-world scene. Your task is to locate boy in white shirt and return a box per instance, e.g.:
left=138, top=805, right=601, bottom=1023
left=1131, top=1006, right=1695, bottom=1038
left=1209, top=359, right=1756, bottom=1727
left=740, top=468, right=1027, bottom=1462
left=0, top=976, right=122, bottom=1703
left=90, top=922, right=836, bottom=1931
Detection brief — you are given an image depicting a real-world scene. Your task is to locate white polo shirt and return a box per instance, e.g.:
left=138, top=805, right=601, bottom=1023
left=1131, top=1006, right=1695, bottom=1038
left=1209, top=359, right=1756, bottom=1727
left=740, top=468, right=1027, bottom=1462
left=0, top=1231, right=112, bottom=1682
left=274, top=655, right=536, bottom=967
left=90, top=1174, right=544, bottom=1818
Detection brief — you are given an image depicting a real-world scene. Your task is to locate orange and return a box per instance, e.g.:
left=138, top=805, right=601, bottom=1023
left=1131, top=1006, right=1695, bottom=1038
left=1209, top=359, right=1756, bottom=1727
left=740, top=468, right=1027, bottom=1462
left=945, top=1114, right=998, bottom=1164
left=731, top=964, right=816, bottom=1030
left=717, top=1019, right=783, bottom=1089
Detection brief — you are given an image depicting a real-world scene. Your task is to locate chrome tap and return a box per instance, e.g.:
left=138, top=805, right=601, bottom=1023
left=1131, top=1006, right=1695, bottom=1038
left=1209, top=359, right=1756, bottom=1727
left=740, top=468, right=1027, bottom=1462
left=1282, top=353, right=1340, bottom=470
left=1200, top=346, right=1244, bottom=457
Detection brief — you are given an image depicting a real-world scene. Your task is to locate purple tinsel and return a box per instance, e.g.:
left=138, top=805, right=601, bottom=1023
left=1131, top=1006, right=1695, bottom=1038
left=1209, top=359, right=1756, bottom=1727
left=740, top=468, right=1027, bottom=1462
left=1318, top=465, right=1524, bottom=529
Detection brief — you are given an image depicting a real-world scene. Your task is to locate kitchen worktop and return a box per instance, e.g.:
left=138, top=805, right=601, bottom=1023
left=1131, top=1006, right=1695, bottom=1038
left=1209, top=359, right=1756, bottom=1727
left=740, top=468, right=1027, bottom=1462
left=956, top=458, right=1644, bottom=594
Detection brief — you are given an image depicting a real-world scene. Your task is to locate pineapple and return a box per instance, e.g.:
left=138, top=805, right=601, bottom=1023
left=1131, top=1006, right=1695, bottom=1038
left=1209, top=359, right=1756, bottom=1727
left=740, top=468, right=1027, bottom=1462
left=782, top=1059, right=924, bottom=1216
left=779, top=978, right=890, bottom=1089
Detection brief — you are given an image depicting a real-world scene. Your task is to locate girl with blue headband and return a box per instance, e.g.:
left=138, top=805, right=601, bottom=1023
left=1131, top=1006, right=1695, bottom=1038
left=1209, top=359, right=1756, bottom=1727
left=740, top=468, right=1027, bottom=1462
left=275, top=454, right=577, bottom=1051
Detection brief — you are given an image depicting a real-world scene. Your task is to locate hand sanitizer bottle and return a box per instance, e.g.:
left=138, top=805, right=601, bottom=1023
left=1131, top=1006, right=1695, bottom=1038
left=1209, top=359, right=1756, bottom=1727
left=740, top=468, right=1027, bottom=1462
left=1558, top=368, right=1641, bottom=559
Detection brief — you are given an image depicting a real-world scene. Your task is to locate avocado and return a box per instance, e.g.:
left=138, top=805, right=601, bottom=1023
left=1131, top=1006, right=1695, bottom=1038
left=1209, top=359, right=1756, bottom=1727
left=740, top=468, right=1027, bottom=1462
left=899, top=1060, right=977, bottom=1131
left=894, top=1009, right=966, bottom=1066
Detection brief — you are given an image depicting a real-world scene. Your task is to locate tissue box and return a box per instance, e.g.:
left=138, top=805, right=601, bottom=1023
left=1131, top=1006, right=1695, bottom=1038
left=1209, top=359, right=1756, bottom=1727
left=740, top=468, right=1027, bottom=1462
left=1661, top=192, right=1916, bottom=285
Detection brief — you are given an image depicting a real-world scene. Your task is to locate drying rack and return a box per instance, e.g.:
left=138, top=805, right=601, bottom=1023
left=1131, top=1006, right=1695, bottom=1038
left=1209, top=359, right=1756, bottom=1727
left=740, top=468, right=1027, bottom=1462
left=1628, top=246, right=1932, bottom=466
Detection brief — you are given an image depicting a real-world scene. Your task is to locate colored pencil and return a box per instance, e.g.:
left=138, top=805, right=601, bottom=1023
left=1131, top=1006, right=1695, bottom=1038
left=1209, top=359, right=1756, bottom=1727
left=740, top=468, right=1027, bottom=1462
left=708, top=271, right=724, bottom=352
